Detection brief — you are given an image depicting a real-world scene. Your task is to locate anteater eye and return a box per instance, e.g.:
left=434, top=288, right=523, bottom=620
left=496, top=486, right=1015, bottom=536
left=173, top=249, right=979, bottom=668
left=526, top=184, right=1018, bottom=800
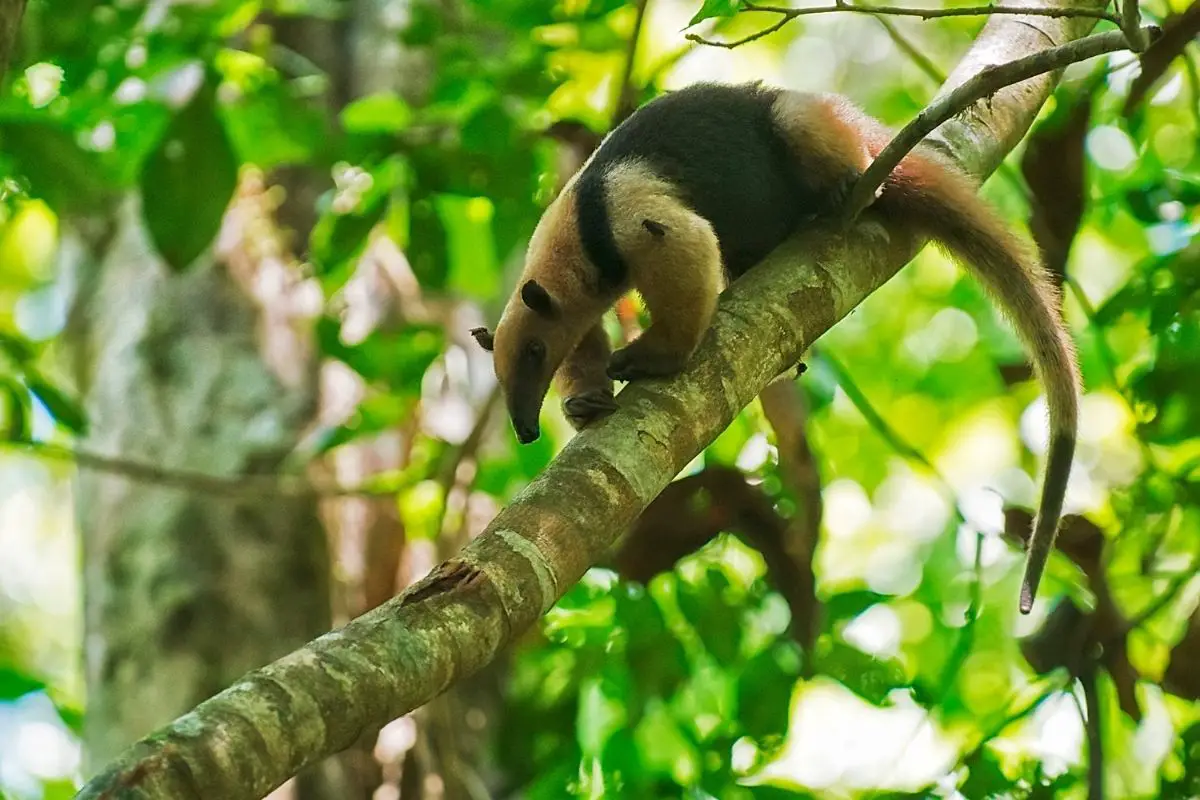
left=526, top=340, right=546, bottom=360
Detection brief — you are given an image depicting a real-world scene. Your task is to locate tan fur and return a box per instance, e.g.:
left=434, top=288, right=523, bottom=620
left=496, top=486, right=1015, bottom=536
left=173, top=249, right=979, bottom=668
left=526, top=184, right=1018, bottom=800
left=602, top=161, right=724, bottom=378
left=771, top=93, right=875, bottom=190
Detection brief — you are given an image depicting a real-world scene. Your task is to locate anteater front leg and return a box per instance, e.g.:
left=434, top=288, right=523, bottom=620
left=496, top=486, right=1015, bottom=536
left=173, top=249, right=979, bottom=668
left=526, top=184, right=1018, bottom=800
left=556, top=322, right=618, bottom=430
left=607, top=217, right=722, bottom=382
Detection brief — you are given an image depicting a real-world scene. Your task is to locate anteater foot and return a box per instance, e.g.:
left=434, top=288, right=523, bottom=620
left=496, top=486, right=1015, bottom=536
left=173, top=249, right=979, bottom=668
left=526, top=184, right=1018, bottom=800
left=562, top=389, right=618, bottom=430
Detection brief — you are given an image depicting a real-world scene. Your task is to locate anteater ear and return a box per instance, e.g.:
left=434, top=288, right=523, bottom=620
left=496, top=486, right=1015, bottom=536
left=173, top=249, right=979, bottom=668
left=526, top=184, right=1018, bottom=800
left=521, top=280, right=559, bottom=319
left=642, top=219, right=667, bottom=238
left=470, top=327, right=495, bottom=352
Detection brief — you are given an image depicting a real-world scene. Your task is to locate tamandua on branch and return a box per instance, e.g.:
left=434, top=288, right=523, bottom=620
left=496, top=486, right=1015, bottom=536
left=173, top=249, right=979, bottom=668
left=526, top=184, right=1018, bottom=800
left=469, top=81, right=1080, bottom=614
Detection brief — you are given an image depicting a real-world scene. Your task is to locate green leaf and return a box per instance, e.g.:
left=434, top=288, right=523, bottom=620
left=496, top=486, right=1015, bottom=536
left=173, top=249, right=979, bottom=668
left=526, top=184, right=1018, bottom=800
left=309, top=158, right=406, bottom=289
left=675, top=568, right=743, bottom=666
left=688, top=0, right=739, bottom=26
left=0, top=665, right=45, bottom=700
left=221, top=80, right=329, bottom=169
left=0, top=329, right=35, bottom=364
left=577, top=675, right=629, bottom=757
left=140, top=80, right=240, bottom=271
left=27, top=375, right=88, bottom=434
left=1, top=378, right=30, bottom=441
left=317, top=392, right=414, bottom=452
left=435, top=194, right=499, bottom=301
left=0, top=121, right=111, bottom=215
left=41, top=780, right=81, bottom=800
left=813, top=640, right=910, bottom=706
left=959, top=750, right=1012, bottom=797
left=341, top=92, right=414, bottom=135
left=1131, top=311, right=1200, bottom=444
left=316, top=317, right=443, bottom=393
left=737, top=644, right=801, bottom=739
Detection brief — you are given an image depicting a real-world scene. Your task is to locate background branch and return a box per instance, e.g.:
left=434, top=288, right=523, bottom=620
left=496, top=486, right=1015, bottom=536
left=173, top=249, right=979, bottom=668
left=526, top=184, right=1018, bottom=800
left=0, top=0, right=25, bottom=82
left=1122, top=0, right=1200, bottom=114
left=689, top=1, right=1119, bottom=48
left=2, top=439, right=401, bottom=498
left=74, top=4, right=1113, bottom=798
left=846, top=28, right=1145, bottom=218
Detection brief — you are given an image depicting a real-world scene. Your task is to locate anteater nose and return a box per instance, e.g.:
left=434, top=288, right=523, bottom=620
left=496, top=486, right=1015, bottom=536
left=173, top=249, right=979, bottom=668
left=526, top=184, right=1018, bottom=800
left=515, top=423, right=540, bottom=444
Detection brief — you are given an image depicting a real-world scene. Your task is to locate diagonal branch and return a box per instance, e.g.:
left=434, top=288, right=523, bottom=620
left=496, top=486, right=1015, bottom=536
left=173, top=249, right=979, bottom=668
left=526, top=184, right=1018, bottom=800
left=845, top=26, right=1150, bottom=218
left=74, top=3, right=1110, bottom=798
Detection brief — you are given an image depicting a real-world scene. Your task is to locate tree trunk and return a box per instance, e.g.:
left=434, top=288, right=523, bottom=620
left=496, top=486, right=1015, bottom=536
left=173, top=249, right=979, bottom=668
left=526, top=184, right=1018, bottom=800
left=65, top=193, right=329, bottom=772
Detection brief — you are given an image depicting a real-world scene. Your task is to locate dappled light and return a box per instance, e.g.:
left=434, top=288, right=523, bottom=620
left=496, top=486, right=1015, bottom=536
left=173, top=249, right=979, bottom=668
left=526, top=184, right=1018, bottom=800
left=0, top=0, right=1198, bottom=797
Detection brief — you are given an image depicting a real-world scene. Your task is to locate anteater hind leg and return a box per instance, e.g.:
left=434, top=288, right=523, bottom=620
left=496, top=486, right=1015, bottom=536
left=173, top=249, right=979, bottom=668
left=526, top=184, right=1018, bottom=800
left=556, top=322, right=618, bottom=430
left=607, top=218, right=723, bottom=382
left=770, top=90, right=883, bottom=213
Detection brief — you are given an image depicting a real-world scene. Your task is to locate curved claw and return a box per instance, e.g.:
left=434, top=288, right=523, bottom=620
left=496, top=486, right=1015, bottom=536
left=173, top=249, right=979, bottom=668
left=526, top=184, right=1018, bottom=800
left=563, top=390, right=618, bottom=430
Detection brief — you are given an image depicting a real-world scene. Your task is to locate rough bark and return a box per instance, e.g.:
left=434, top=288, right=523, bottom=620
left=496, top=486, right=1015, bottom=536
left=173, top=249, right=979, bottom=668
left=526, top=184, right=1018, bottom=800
left=65, top=193, right=327, bottom=772
left=0, top=0, right=25, bottom=82
left=75, top=3, right=1110, bottom=798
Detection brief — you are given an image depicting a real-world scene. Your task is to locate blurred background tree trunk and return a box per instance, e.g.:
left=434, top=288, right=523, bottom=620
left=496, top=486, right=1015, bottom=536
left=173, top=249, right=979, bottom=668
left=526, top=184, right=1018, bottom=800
left=61, top=7, right=364, bottom=800
left=63, top=192, right=332, bottom=781
left=61, top=1, right=511, bottom=797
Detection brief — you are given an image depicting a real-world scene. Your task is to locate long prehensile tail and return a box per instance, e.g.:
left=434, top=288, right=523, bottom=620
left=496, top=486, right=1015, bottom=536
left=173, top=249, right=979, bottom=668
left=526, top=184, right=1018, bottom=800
left=880, top=150, right=1081, bottom=614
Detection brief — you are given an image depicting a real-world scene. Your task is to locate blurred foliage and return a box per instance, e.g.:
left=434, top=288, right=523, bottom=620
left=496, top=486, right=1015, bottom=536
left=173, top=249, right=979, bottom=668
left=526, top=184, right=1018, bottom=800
left=0, top=0, right=1198, bottom=798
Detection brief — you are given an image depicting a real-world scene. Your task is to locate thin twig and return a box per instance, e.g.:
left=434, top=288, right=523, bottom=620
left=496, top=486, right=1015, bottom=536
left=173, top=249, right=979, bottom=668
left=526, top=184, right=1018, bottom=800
left=870, top=13, right=1032, bottom=200
left=1120, top=0, right=1149, bottom=51
left=434, top=387, right=502, bottom=549
left=1, top=438, right=404, bottom=498
left=689, top=1, right=1121, bottom=48
left=1079, top=664, right=1106, bottom=800
left=748, top=0, right=1120, bottom=22
left=958, top=677, right=1069, bottom=766
left=1183, top=50, right=1200, bottom=132
left=818, top=348, right=948, bottom=483
left=845, top=28, right=1144, bottom=218
left=613, top=0, right=651, bottom=124
left=1064, top=276, right=1122, bottom=385
left=871, top=13, right=945, bottom=83
left=1118, top=556, right=1200, bottom=634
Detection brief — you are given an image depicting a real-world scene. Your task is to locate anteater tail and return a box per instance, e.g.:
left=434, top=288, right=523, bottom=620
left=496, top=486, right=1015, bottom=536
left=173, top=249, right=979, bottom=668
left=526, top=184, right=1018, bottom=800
left=878, top=149, right=1081, bottom=615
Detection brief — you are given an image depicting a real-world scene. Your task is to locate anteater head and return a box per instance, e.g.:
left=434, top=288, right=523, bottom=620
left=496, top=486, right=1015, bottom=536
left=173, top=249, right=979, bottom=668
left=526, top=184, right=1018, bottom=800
left=473, top=279, right=581, bottom=443
left=471, top=193, right=603, bottom=444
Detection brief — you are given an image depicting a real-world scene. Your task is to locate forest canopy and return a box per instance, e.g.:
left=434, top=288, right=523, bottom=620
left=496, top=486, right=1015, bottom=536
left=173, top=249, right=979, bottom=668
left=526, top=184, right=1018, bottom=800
left=0, top=0, right=1198, bottom=798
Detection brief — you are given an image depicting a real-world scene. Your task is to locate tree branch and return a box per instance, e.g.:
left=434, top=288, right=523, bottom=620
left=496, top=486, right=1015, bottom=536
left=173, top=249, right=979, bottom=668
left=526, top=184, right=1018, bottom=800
left=74, top=4, right=1112, bottom=798
left=1, top=438, right=404, bottom=498
left=1119, top=0, right=1149, bottom=51
left=0, top=0, right=25, bottom=83
left=845, top=27, right=1148, bottom=218
left=688, top=1, right=1120, bottom=48
left=613, top=0, right=651, bottom=124
left=1122, top=0, right=1200, bottom=114
left=1079, top=663, right=1106, bottom=800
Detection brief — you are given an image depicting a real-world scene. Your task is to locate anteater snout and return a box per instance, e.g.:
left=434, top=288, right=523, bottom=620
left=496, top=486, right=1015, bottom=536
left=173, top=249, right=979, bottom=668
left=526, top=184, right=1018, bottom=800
left=514, top=421, right=540, bottom=444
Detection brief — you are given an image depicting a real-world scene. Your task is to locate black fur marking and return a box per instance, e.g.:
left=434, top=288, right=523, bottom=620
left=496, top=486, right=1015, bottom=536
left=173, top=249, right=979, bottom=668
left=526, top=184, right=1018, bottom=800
left=579, top=82, right=825, bottom=279
left=643, top=219, right=667, bottom=237
left=521, top=280, right=558, bottom=319
left=576, top=169, right=628, bottom=292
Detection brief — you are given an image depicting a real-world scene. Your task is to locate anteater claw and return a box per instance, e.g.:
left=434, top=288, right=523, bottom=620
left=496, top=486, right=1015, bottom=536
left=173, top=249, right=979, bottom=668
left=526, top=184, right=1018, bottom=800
left=563, top=390, right=618, bottom=430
